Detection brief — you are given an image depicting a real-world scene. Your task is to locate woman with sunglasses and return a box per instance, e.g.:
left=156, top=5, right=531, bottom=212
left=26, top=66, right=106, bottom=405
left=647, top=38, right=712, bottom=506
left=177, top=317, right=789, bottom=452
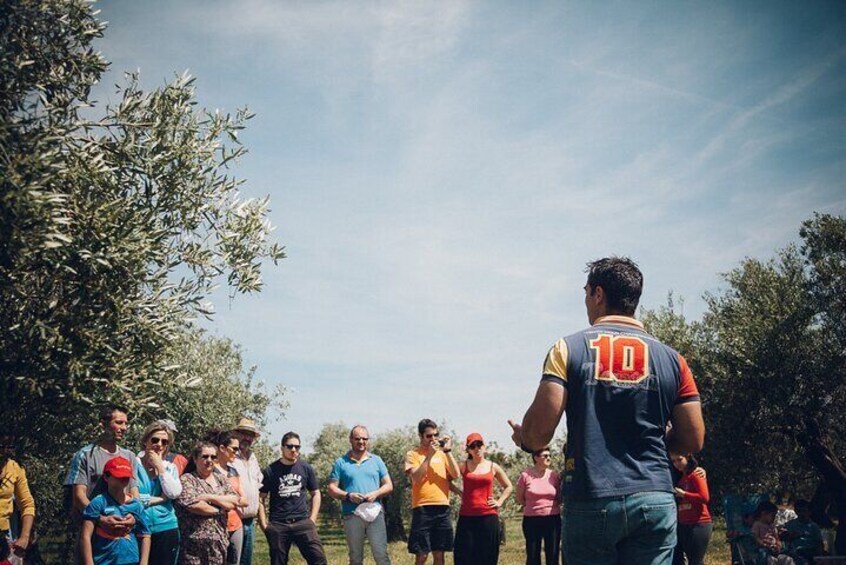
left=207, top=430, right=248, bottom=565
left=453, top=433, right=513, bottom=565
left=176, top=442, right=242, bottom=565
left=516, top=447, right=560, bottom=565
left=136, top=422, right=183, bottom=565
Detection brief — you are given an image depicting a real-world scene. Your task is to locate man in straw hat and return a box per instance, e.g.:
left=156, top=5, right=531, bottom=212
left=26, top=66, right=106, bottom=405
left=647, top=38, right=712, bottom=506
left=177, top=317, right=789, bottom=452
left=231, top=417, right=266, bottom=565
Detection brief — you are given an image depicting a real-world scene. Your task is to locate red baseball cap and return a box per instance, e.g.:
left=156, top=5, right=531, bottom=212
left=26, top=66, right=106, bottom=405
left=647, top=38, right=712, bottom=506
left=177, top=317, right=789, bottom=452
left=465, top=432, right=484, bottom=446
left=103, top=456, right=133, bottom=479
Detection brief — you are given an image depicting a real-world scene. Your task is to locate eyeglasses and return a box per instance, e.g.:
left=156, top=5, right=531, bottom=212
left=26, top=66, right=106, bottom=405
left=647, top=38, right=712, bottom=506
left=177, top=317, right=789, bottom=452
left=284, top=444, right=301, bottom=451
left=468, top=441, right=484, bottom=449
left=199, top=454, right=217, bottom=460
left=352, top=437, right=369, bottom=442
left=149, top=437, right=170, bottom=446
left=424, top=432, right=440, bottom=439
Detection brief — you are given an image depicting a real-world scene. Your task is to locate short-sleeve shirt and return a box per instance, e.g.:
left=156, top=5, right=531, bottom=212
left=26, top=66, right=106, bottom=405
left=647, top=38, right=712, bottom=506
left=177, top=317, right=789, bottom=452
left=541, top=315, right=700, bottom=500
left=261, top=459, right=318, bottom=523
left=517, top=469, right=560, bottom=517
left=82, top=493, right=150, bottom=565
left=328, top=452, right=389, bottom=515
left=225, top=464, right=244, bottom=532
left=405, top=448, right=454, bottom=508
left=784, top=518, right=822, bottom=556
left=65, top=444, right=139, bottom=501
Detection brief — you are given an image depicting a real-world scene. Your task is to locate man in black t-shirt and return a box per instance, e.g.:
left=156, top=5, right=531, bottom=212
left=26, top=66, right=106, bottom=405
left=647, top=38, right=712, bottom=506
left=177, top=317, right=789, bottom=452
left=259, top=431, right=327, bottom=565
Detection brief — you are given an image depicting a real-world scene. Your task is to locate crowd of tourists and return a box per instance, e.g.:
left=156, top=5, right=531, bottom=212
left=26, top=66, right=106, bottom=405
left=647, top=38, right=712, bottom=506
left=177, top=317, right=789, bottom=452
left=2, top=410, right=716, bottom=565
left=1, top=257, right=840, bottom=565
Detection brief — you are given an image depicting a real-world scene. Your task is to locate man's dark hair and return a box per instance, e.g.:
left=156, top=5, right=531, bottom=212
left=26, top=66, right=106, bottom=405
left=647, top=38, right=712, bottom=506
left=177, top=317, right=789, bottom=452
left=585, top=256, right=643, bottom=315
left=417, top=418, right=437, bottom=435
left=794, top=499, right=810, bottom=512
left=98, top=403, right=129, bottom=424
left=281, top=431, right=300, bottom=446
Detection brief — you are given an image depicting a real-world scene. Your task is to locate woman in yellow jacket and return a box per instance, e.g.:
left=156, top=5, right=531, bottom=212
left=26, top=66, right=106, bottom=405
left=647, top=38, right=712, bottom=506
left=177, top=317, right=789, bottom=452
left=0, top=434, right=35, bottom=560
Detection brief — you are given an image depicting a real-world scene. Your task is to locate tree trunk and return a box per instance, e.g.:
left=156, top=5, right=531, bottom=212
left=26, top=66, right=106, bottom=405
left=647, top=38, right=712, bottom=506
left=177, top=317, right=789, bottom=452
left=804, top=418, right=846, bottom=554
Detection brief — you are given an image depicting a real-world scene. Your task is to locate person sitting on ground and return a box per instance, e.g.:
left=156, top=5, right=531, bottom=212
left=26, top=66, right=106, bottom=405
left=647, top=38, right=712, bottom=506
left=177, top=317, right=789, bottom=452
left=752, top=501, right=795, bottom=565
left=80, top=456, right=151, bottom=565
left=783, top=499, right=824, bottom=565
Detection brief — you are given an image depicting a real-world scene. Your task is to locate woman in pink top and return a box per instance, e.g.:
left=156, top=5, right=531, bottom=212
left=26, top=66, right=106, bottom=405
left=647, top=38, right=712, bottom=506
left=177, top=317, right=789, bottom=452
left=516, top=447, right=561, bottom=565
left=453, top=433, right=513, bottom=565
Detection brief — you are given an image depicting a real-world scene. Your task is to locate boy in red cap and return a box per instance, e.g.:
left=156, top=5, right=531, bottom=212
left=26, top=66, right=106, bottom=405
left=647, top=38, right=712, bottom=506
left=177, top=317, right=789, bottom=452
left=80, top=457, right=151, bottom=565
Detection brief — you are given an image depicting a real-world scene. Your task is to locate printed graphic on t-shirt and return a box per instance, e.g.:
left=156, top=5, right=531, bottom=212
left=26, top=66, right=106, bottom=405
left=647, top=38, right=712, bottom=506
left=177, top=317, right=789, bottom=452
left=277, top=473, right=304, bottom=498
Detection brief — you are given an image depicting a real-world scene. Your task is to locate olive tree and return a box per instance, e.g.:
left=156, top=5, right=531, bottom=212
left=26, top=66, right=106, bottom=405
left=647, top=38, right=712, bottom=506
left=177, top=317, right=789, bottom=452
left=1, top=0, right=285, bottom=540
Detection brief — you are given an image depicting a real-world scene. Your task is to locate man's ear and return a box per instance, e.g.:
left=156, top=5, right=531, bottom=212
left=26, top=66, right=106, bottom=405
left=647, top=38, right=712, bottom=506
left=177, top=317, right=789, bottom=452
left=589, top=284, right=605, bottom=304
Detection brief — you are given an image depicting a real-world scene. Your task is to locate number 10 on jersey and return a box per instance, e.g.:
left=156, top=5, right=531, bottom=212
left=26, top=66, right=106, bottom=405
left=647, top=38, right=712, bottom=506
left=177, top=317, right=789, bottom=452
left=589, top=334, right=650, bottom=384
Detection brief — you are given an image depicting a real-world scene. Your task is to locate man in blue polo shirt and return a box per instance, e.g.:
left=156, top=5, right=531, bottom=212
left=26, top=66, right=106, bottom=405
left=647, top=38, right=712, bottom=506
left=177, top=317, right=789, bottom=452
left=510, top=256, right=705, bottom=565
left=328, top=425, right=394, bottom=565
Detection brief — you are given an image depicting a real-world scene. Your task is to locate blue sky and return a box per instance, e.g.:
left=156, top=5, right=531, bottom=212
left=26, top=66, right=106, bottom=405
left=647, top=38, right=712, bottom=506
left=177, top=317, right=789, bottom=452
left=96, top=0, right=845, bottom=451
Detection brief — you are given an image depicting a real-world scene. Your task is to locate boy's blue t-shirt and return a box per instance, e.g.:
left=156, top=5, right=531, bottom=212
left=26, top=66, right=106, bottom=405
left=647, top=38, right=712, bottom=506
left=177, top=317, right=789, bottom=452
left=82, top=493, right=150, bottom=565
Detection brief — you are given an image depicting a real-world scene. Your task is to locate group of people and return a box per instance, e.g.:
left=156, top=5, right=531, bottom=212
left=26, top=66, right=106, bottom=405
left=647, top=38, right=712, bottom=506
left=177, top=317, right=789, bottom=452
left=58, top=411, right=267, bottom=565
left=10, top=256, right=835, bottom=565
left=727, top=498, right=829, bottom=565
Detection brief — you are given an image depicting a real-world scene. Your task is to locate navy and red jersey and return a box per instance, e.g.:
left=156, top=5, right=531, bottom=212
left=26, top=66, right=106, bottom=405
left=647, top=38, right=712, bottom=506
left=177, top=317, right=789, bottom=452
left=541, top=315, right=700, bottom=500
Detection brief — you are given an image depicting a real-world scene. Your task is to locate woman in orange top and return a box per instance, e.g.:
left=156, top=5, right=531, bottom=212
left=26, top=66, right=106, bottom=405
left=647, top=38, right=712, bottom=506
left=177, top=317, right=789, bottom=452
left=209, top=430, right=248, bottom=565
left=453, top=433, right=513, bottom=565
left=671, top=453, right=712, bottom=565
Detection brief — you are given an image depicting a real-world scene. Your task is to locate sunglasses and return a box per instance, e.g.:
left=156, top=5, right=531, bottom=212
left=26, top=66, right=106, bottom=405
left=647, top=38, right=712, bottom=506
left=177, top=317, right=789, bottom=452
left=199, top=454, right=217, bottom=461
left=149, top=437, right=170, bottom=446
left=468, top=441, right=484, bottom=449
left=284, top=444, right=301, bottom=451
left=424, top=432, right=440, bottom=439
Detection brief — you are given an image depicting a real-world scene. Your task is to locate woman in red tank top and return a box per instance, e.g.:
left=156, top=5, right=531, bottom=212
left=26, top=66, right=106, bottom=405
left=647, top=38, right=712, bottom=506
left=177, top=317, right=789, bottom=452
left=453, top=433, right=513, bottom=565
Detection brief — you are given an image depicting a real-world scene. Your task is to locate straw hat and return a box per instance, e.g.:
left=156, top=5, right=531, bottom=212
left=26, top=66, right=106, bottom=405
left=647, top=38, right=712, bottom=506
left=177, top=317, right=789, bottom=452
left=234, top=417, right=260, bottom=436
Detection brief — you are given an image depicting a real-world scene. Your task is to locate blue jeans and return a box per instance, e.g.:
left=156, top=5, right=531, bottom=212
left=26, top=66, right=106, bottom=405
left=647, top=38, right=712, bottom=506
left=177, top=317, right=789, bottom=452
left=239, top=518, right=255, bottom=565
left=562, top=491, right=677, bottom=565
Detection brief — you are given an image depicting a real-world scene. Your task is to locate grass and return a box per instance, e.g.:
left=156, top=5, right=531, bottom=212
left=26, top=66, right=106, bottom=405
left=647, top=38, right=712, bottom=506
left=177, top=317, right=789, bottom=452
left=251, top=516, right=732, bottom=564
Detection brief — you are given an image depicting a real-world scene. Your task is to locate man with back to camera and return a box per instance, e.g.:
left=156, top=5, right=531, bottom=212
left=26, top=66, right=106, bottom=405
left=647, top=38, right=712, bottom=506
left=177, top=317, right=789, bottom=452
left=509, top=256, right=705, bottom=565
left=404, top=418, right=460, bottom=565
left=327, top=425, right=393, bottom=565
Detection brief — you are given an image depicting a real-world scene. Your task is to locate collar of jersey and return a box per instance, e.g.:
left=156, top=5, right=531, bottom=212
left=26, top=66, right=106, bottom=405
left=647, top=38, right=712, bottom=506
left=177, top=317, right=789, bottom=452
left=592, top=315, right=644, bottom=329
